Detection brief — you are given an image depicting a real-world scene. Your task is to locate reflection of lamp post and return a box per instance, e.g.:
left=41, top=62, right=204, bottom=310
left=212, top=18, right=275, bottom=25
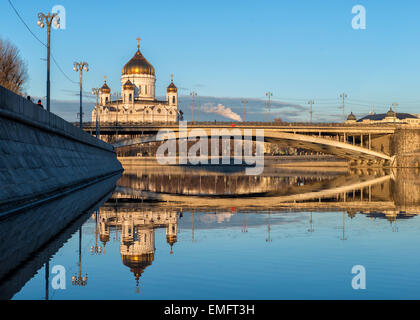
left=73, top=62, right=89, bottom=129
left=37, top=12, right=60, bottom=112
left=242, top=212, right=248, bottom=233
left=392, top=216, right=398, bottom=233
left=308, top=211, right=314, bottom=233
left=91, top=210, right=103, bottom=254
left=266, top=211, right=272, bottom=242
left=192, top=211, right=195, bottom=242
left=92, top=88, right=101, bottom=138
left=72, top=227, right=88, bottom=286
left=340, top=212, right=347, bottom=241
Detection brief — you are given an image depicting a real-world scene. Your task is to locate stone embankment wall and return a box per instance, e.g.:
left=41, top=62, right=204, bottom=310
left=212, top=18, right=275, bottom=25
left=0, top=85, right=123, bottom=213
left=391, top=128, right=420, bottom=167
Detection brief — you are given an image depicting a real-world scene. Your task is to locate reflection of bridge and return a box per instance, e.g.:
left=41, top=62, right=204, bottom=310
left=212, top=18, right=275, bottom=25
left=81, top=122, right=418, bottom=166
left=114, top=174, right=394, bottom=210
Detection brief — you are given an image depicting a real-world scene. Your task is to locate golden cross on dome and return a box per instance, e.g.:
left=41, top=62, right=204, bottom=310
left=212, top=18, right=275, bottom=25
left=136, top=37, right=141, bottom=49
left=104, top=75, right=107, bottom=82
left=171, top=74, right=174, bottom=82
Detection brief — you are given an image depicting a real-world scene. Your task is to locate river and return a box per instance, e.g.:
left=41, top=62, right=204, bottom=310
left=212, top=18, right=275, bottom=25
left=2, top=165, right=420, bottom=299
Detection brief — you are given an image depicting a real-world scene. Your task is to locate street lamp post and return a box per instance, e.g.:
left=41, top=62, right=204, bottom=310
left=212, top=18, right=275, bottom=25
left=241, top=99, right=248, bottom=122
left=73, top=62, right=89, bottom=129
left=190, top=91, right=197, bottom=123
left=308, top=100, right=314, bottom=124
left=266, top=92, right=272, bottom=122
left=392, top=102, right=399, bottom=116
left=115, top=91, right=120, bottom=126
left=37, top=12, right=60, bottom=112
left=92, top=88, right=101, bottom=138
left=340, top=93, right=348, bottom=123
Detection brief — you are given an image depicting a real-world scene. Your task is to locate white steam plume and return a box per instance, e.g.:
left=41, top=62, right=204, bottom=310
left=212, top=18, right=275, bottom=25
left=200, top=103, right=242, bottom=121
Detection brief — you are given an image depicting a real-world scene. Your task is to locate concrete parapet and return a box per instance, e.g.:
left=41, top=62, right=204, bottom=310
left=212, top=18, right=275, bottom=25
left=0, top=86, right=123, bottom=213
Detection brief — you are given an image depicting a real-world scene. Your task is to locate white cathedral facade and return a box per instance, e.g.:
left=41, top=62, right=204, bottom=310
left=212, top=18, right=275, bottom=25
left=92, top=38, right=179, bottom=123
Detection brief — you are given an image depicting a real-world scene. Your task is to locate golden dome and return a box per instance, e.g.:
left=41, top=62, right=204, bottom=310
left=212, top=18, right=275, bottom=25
left=122, top=44, right=155, bottom=76
left=123, top=79, right=134, bottom=90
left=101, top=82, right=110, bottom=93
left=167, top=74, right=177, bottom=93
left=167, top=81, right=177, bottom=93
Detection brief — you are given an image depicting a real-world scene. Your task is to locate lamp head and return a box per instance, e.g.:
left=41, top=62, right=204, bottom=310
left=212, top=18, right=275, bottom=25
left=53, top=16, right=60, bottom=27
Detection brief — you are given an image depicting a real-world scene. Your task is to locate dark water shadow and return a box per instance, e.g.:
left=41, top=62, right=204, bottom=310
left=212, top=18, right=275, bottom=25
left=0, top=173, right=121, bottom=300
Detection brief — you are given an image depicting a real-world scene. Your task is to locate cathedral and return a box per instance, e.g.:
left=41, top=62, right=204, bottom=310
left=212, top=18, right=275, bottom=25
left=92, top=38, right=179, bottom=124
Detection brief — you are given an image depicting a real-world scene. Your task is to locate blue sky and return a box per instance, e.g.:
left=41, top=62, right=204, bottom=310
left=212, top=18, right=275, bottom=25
left=1, top=0, right=420, bottom=122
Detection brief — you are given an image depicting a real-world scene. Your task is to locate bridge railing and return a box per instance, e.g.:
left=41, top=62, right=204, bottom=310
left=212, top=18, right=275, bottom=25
left=76, top=121, right=398, bottom=128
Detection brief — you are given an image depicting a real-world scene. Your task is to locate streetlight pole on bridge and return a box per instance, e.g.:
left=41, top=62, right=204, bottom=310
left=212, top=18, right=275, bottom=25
left=241, top=99, right=248, bottom=122
left=266, top=92, right=272, bottom=123
left=308, top=100, right=314, bottom=124
left=115, top=91, right=120, bottom=126
left=392, top=102, right=399, bottom=116
left=340, top=93, right=348, bottom=123
left=92, top=88, right=101, bottom=138
left=190, top=91, right=197, bottom=123
left=73, top=62, right=89, bottom=129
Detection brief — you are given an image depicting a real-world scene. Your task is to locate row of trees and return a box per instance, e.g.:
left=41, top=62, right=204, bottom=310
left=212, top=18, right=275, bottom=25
left=0, top=38, right=28, bottom=95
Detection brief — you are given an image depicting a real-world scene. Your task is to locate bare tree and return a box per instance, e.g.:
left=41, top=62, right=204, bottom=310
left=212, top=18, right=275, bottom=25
left=0, top=38, right=28, bottom=95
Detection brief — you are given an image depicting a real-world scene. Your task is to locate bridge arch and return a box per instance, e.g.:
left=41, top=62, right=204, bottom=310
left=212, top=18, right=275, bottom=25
left=113, top=128, right=393, bottom=163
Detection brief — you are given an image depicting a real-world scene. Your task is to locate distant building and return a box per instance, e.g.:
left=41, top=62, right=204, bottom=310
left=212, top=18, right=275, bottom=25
left=92, top=38, right=179, bottom=124
left=345, top=107, right=420, bottom=125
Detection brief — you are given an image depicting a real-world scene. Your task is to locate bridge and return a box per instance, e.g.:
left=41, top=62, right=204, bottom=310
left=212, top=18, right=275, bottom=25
left=81, top=121, right=420, bottom=167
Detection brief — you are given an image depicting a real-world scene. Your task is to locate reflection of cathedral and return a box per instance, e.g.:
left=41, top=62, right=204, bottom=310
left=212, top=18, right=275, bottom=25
left=92, top=38, right=179, bottom=124
left=98, top=207, right=178, bottom=293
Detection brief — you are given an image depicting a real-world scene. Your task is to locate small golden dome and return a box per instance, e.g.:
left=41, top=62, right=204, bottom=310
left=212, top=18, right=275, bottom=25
left=122, top=44, right=155, bottom=76
left=101, top=82, right=110, bottom=94
left=123, top=79, right=135, bottom=90
left=167, top=74, right=177, bottom=93
left=386, top=108, right=396, bottom=118
left=167, top=81, right=177, bottom=93
left=347, top=112, right=356, bottom=121
left=166, top=235, right=177, bottom=246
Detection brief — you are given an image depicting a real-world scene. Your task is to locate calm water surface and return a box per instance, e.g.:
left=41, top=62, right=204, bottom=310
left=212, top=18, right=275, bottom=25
left=3, top=166, right=420, bottom=299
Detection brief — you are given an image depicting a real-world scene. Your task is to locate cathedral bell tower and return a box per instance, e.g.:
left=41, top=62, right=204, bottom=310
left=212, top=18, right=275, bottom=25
left=166, top=74, right=178, bottom=107
left=122, top=79, right=135, bottom=104
left=100, top=76, right=111, bottom=106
